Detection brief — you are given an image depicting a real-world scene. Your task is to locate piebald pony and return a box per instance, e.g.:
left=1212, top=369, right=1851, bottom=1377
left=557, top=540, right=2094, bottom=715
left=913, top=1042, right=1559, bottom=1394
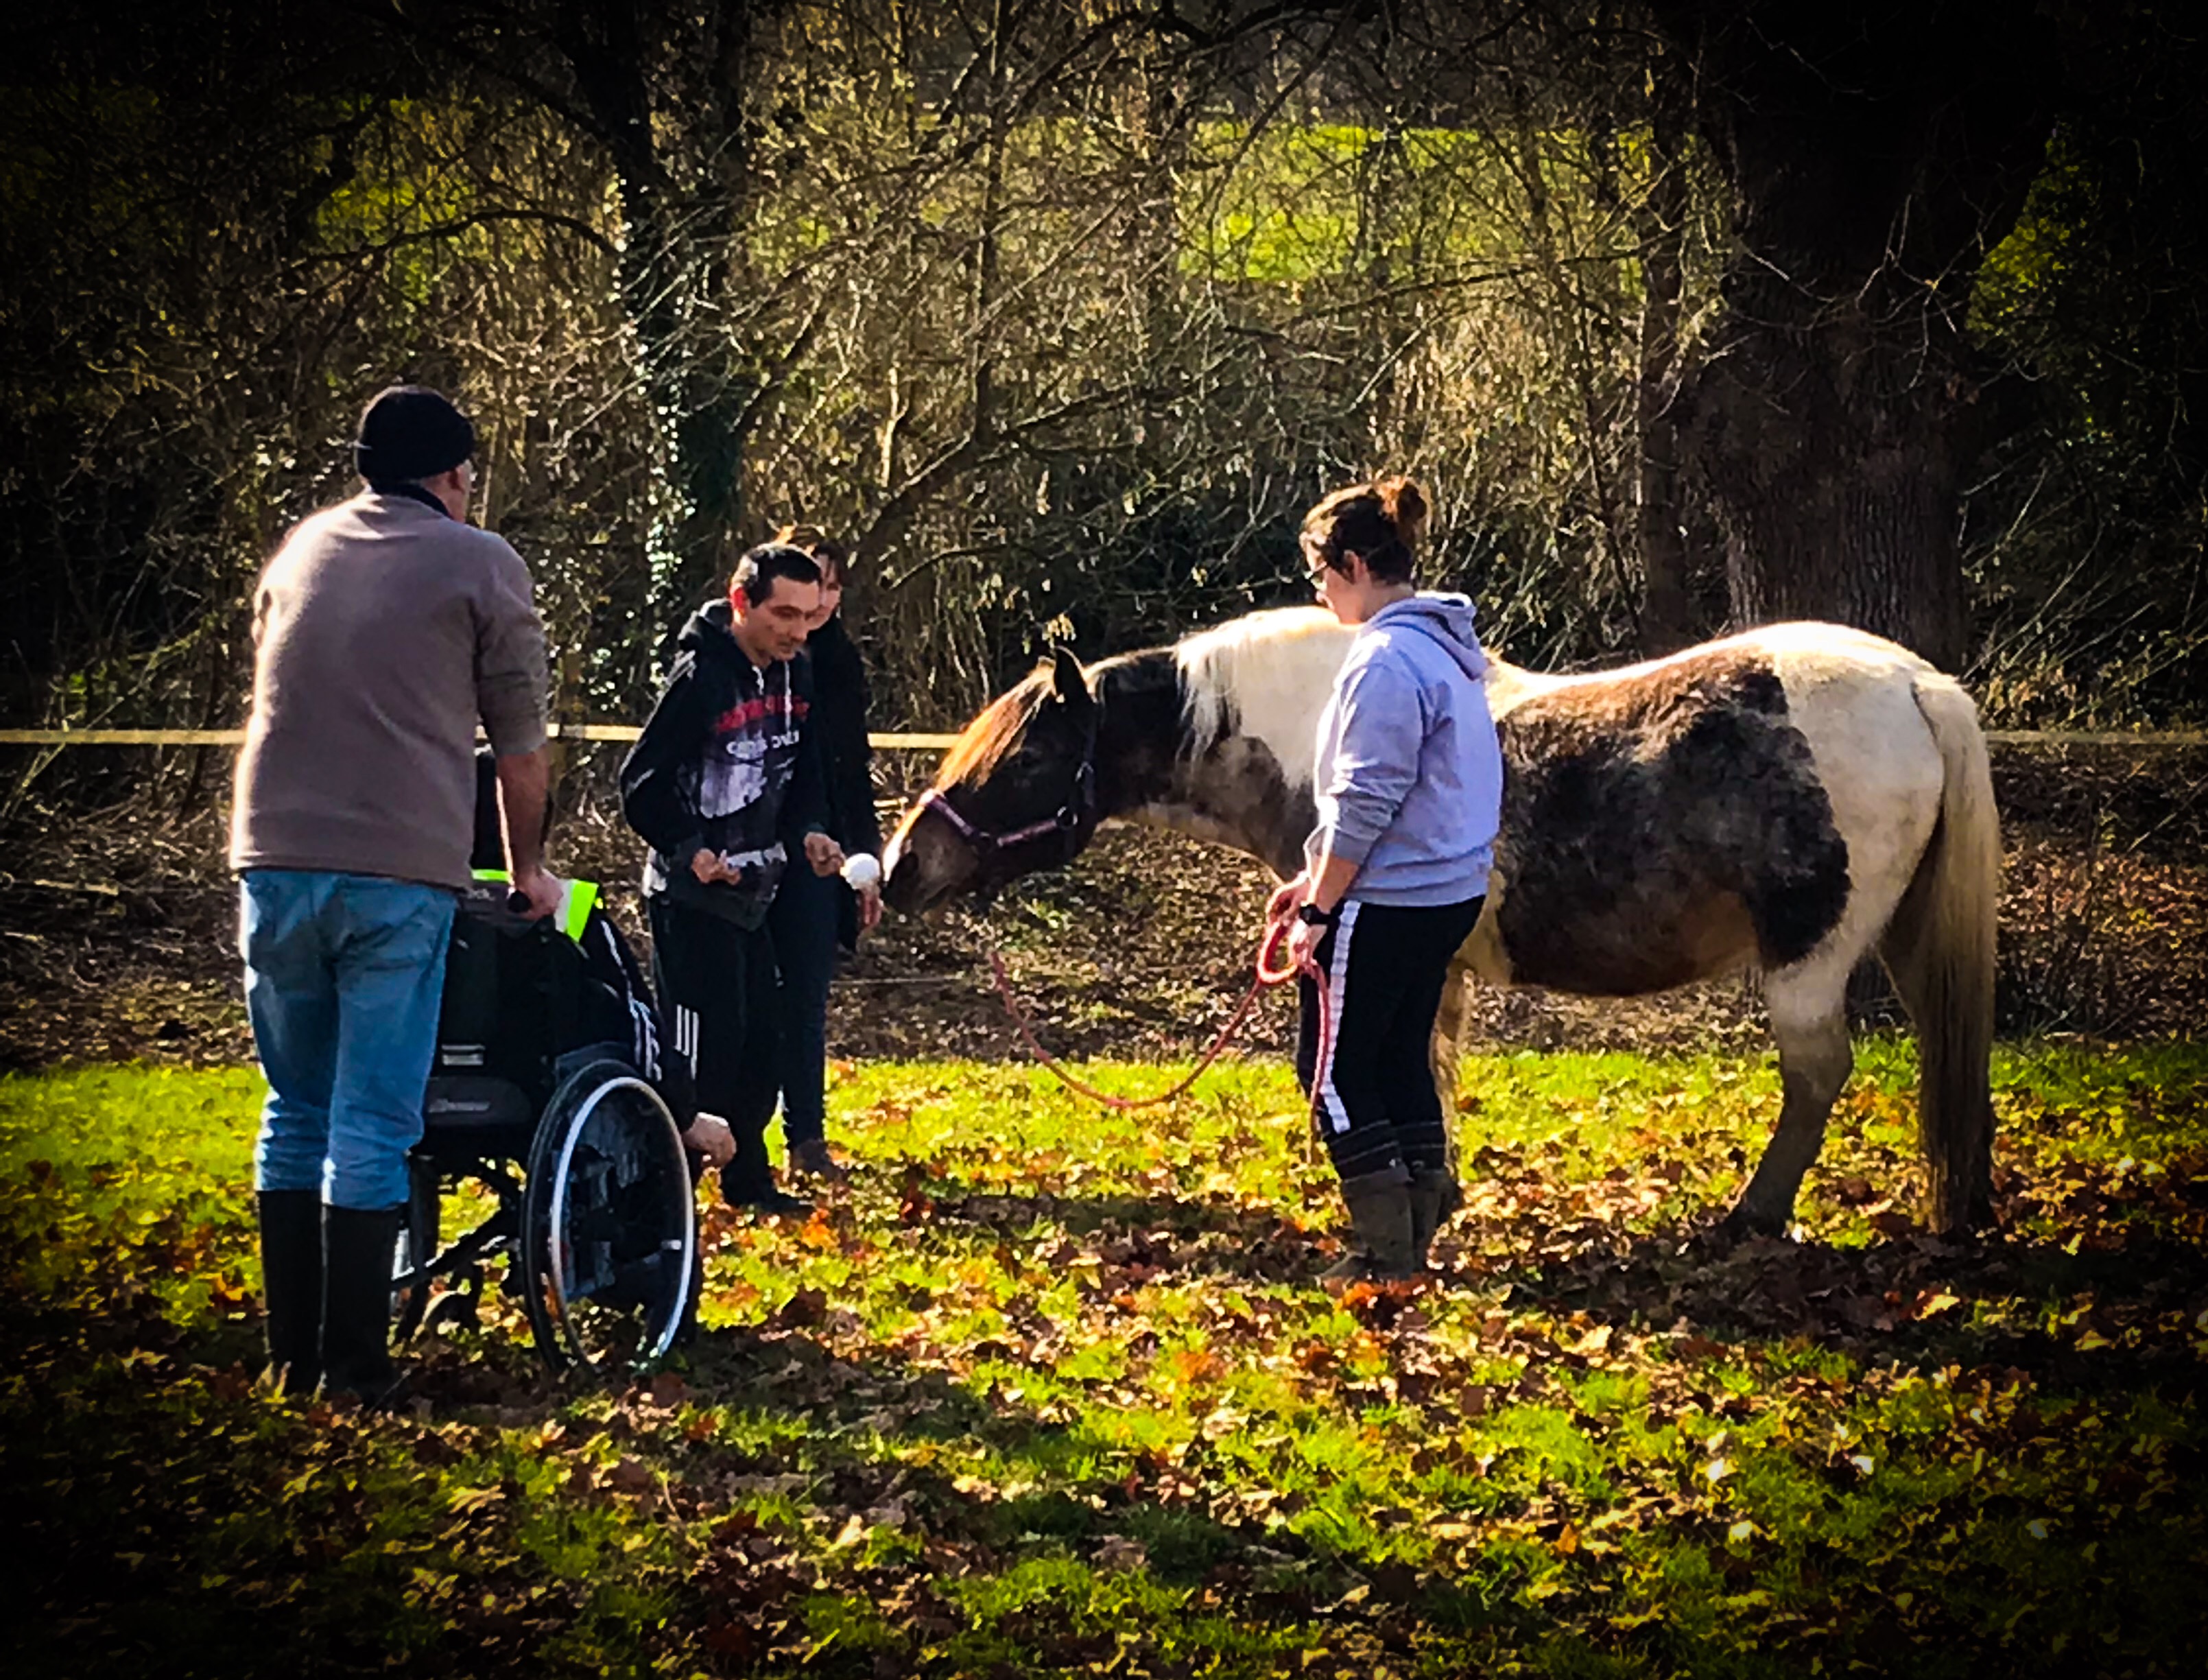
left=884, top=608, right=1999, bottom=1236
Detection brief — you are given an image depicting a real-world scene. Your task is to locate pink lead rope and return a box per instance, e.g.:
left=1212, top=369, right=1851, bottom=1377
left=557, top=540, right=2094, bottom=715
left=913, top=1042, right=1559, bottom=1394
left=980, top=914, right=1329, bottom=1116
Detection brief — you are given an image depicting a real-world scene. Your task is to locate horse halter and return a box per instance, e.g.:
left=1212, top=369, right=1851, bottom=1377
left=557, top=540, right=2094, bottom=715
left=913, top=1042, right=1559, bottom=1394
left=915, top=713, right=1102, bottom=885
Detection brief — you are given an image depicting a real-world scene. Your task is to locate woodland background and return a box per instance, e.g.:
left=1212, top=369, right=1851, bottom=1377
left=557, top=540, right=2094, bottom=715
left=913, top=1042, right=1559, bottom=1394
left=8, top=14, right=2208, bottom=1675
left=4, top=0, right=2206, bottom=814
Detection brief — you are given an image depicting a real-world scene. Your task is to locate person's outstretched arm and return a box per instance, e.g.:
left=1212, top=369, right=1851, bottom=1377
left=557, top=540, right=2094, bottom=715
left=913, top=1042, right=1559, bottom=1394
left=783, top=705, right=839, bottom=876
left=495, top=746, right=562, bottom=919
left=474, top=536, right=557, bottom=916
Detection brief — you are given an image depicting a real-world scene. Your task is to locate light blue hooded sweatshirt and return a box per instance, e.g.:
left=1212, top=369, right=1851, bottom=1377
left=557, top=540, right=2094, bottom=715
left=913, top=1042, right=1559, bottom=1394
left=1305, top=592, right=1502, bottom=907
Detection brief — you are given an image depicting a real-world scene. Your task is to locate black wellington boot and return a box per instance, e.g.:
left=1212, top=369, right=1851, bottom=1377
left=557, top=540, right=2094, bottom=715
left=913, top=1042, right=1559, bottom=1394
left=1408, top=1167, right=1458, bottom=1273
left=257, top=1190, right=324, bottom=1395
left=1320, top=1164, right=1418, bottom=1287
left=721, top=1118, right=812, bottom=1218
left=322, top=1204, right=406, bottom=1407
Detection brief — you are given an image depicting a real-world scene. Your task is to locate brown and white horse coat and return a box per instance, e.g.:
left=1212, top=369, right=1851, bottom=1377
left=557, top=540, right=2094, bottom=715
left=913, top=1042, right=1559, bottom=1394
left=886, top=608, right=1999, bottom=1235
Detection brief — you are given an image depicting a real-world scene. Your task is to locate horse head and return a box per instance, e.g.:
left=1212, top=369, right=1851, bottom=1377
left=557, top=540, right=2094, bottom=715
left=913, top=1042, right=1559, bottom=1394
left=883, top=646, right=1104, bottom=915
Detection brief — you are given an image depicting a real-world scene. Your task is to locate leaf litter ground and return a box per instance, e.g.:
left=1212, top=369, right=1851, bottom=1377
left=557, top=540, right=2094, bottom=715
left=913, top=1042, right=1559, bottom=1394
left=5, top=1043, right=2208, bottom=1677
left=3, top=747, right=2206, bottom=1672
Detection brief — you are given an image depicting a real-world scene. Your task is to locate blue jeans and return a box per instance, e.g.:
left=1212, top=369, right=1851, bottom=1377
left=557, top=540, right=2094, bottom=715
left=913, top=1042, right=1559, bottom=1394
left=768, top=861, right=838, bottom=1148
left=240, top=870, right=455, bottom=1210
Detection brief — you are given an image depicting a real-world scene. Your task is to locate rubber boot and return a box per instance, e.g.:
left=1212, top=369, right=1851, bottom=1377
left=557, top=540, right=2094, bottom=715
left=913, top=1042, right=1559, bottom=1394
left=1408, top=1167, right=1458, bottom=1273
left=788, top=1138, right=851, bottom=1185
left=724, top=1172, right=814, bottom=1218
left=722, top=1116, right=812, bottom=1218
left=322, top=1204, right=405, bottom=1407
left=1320, top=1164, right=1418, bottom=1286
left=257, top=1190, right=324, bottom=1396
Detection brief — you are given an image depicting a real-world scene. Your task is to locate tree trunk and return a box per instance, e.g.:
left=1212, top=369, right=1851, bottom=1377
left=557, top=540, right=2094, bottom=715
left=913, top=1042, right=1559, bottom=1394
left=1631, top=93, right=1698, bottom=655
left=1689, top=282, right=1975, bottom=670
left=553, top=0, right=755, bottom=628
left=1654, top=1, right=2051, bottom=674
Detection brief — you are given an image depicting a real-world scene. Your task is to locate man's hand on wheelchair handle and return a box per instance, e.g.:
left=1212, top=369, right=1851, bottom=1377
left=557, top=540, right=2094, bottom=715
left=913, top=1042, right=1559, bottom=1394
left=682, top=1113, right=737, bottom=1170
left=510, top=863, right=565, bottom=921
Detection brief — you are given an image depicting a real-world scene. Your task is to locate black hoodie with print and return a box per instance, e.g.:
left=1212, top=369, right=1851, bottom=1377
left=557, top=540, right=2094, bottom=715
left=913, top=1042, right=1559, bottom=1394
left=619, top=599, right=829, bottom=930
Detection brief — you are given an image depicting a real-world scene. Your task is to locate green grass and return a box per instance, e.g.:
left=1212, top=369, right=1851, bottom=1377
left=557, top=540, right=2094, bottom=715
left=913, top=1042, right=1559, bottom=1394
left=4, top=1041, right=2207, bottom=1676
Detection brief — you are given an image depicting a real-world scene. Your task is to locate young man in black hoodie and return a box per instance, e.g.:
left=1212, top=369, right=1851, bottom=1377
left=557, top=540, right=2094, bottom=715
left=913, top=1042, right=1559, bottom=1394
left=619, top=543, right=846, bottom=1216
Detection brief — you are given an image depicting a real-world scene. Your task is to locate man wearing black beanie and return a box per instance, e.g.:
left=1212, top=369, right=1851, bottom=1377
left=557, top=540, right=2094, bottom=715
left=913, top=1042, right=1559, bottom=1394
left=355, top=384, right=479, bottom=497
left=231, top=383, right=558, bottom=1404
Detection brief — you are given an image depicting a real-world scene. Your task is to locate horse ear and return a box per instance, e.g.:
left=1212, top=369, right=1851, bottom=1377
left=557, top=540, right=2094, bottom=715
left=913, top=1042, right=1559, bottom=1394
left=1049, top=645, right=1091, bottom=708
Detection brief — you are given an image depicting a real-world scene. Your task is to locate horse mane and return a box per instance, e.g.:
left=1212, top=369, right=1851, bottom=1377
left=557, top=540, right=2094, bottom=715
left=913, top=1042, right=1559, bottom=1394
left=1172, top=606, right=1353, bottom=785
left=935, top=669, right=1049, bottom=788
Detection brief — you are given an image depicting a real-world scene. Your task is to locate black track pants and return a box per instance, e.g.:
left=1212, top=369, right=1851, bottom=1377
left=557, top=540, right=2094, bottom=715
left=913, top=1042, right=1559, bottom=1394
left=1296, top=895, right=1484, bottom=1181
left=648, top=897, right=781, bottom=1195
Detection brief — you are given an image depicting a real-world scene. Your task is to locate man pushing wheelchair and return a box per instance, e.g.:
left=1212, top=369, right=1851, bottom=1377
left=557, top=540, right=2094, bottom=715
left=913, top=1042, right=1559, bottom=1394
left=233, top=388, right=844, bottom=1401
left=233, top=386, right=562, bottom=1404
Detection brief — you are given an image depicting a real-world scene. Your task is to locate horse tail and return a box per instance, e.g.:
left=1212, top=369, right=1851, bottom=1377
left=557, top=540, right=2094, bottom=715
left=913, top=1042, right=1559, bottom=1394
left=1880, top=672, right=2000, bottom=1233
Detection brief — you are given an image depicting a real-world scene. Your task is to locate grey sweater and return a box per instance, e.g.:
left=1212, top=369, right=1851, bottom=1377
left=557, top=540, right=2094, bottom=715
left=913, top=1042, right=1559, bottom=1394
left=1305, top=593, right=1501, bottom=907
left=229, top=491, right=548, bottom=890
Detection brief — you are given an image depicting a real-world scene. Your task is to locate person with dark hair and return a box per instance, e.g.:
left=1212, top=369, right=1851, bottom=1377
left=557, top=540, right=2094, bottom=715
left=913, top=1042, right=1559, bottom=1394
left=233, top=383, right=558, bottom=1404
left=768, top=524, right=881, bottom=1183
left=1268, top=475, right=1503, bottom=1284
left=619, top=543, right=848, bottom=1217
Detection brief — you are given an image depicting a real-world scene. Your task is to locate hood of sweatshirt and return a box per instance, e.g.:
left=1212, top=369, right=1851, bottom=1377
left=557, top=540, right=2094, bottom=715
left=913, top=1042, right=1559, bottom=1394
left=1367, top=591, right=1488, bottom=683
left=678, top=597, right=747, bottom=666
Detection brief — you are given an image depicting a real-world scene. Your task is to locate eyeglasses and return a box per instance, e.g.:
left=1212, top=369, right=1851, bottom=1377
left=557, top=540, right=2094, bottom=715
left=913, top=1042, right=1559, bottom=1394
left=1305, top=556, right=1334, bottom=589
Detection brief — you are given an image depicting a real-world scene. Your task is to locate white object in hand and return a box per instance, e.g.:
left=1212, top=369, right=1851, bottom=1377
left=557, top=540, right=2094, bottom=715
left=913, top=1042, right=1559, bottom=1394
left=840, top=852, right=882, bottom=890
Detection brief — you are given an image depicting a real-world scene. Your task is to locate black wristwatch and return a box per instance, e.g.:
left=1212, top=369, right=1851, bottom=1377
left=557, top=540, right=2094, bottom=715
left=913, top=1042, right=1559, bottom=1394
left=1296, top=902, right=1338, bottom=928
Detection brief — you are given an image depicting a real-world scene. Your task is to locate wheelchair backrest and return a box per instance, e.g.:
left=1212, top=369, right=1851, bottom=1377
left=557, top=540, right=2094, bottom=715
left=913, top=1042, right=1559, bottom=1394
left=425, top=888, right=587, bottom=1130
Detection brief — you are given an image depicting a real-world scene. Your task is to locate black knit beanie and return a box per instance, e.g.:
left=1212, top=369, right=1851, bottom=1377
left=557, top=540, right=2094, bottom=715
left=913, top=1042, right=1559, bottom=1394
left=354, top=386, right=475, bottom=484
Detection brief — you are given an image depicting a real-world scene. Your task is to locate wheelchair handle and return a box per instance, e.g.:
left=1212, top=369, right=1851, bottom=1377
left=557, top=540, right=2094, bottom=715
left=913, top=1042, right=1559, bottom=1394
left=507, top=888, right=531, bottom=915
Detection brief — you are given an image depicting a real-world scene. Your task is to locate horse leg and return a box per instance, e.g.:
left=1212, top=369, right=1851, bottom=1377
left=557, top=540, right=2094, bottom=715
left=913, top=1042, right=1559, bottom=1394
left=1726, top=970, right=1853, bottom=1238
left=1427, top=963, right=1471, bottom=1147
left=1426, top=962, right=1473, bottom=1208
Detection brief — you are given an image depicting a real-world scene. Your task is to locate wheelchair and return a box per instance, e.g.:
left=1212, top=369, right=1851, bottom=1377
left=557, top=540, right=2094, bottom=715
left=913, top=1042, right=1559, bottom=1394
left=392, top=887, right=698, bottom=1375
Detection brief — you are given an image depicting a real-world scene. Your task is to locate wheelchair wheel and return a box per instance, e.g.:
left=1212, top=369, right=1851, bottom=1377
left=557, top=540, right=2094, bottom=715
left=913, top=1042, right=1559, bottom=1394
left=392, top=1155, right=439, bottom=1338
left=519, top=1059, right=696, bottom=1375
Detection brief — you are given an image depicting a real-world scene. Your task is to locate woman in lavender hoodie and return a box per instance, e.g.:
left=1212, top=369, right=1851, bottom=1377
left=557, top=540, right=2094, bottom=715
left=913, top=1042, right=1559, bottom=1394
left=1268, top=477, right=1504, bottom=1284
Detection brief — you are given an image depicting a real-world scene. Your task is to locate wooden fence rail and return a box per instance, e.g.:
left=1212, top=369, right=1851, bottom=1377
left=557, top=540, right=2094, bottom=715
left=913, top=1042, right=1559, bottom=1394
left=4, top=727, right=2204, bottom=750
left=0, top=726, right=964, bottom=750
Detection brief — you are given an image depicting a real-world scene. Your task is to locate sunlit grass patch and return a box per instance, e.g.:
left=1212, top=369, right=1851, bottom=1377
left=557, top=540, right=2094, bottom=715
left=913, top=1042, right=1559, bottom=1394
left=4, top=1041, right=2207, bottom=1675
